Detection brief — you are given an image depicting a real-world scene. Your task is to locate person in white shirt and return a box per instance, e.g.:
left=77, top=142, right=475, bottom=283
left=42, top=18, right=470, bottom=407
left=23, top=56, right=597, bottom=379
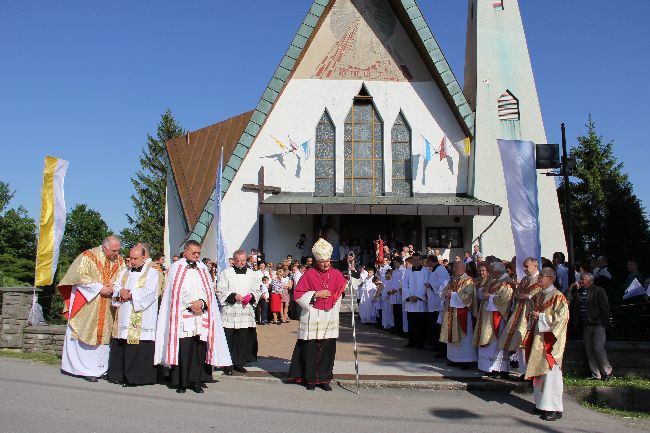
left=389, top=257, right=406, bottom=335
left=402, top=253, right=428, bottom=348
left=359, top=268, right=377, bottom=324
left=426, top=256, right=450, bottom=355
left=107, top=245, right=160, bottom=386
left=380, top=269, right=395, bottom=330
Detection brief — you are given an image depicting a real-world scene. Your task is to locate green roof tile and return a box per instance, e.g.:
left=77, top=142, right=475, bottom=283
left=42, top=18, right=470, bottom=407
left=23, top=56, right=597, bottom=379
left=233, top=145, right=247, bottom=160
left=274, top=66, right=291, bottom=82
left=256, top=98, right=273, bottom=114
left=239, top=132, right=255, bottom=148
left=244, top=122, right=261, bottom=137
left=223, top=166, right=236, bottom=181
left=303, top=13, right=320, bottom=27
left=250, top=110, right=266, bottom=126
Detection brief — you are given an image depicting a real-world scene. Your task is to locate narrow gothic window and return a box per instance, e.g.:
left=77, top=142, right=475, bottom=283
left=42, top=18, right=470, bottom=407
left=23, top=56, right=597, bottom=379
left=498, top=90, right=520, bottom=120
left=344, top=90, right=384, bottom=197
left=314, top=110, right=336, bottom=197
left=391, top=112, right=412, bottom=197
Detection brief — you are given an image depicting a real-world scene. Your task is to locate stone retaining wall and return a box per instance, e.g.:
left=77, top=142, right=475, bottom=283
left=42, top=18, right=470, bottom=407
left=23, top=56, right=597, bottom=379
left=0, top=287, right=40, bottom=349
left=23, top=325, right=66, bottom=355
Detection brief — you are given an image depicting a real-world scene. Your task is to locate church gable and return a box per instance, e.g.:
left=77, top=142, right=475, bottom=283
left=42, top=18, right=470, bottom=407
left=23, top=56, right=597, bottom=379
left=171, top=0, right=476, bottom=244
left=293, top=0, right=431, bottom=82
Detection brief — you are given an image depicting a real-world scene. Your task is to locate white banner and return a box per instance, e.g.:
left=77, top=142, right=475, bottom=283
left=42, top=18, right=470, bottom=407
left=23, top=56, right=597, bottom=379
left=497, top=140, right=541, bottom=280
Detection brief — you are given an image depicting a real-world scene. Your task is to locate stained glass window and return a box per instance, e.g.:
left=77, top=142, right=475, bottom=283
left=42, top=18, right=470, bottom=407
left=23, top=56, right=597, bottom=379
left=391, top=112, right=412, bottom=197
left=314, top=110, right=335, bottom=197
left=344, top=100, right=383, bottom=196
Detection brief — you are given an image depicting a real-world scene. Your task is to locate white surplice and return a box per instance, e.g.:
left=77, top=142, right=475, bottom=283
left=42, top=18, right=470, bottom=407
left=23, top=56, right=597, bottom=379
left=533, top=364, right=564, bottom=412
left=61, top=283, right=109, bottom=377
left=402, top=269, right=427, bottom=313
left=428, top=265, right=450, bottom=313
left=112, top=265, right=160, bottom=341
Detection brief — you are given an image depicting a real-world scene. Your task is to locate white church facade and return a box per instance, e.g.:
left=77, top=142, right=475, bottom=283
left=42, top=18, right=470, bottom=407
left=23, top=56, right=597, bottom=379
left=163, top=0, right=567, bottom=263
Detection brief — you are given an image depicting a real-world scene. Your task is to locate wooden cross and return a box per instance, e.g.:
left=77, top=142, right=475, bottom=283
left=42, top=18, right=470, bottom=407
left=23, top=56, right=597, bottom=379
left=242, top=166, right=281, bottom=203
left=241, top=166, right=281, bottom=251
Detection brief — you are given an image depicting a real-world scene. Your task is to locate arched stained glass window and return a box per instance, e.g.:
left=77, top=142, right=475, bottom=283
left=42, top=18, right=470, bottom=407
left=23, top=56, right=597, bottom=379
left=314, top=110, right=336, bottom=197
left=391, top=112, right=412, bottom=197
left=344, top=99, right=383, bottom=197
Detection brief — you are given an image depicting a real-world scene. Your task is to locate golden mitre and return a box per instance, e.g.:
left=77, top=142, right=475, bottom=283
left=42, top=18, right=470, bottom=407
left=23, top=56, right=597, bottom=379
left=312, top=238, right=333, bottom=261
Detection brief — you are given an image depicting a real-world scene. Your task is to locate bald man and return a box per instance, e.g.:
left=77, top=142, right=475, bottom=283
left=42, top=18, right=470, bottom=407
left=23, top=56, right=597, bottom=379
left=107, top=245, right=161, bottom=386
left=59, top=236, right=126, bottom=381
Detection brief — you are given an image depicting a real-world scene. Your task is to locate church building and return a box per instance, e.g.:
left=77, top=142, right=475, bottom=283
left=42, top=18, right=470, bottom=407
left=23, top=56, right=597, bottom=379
left=163, top=0, right=567, bottom=263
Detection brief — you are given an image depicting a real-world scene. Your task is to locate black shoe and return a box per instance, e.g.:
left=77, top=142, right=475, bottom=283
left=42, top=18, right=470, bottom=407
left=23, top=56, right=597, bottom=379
left=306, top=384, right=316, bottom=391
left=459, top=364, right=471, bottom=371
left=83, top=376, right=98, bottom=382
left=602, top=374, right=611, bottom=381
left=541, top=411, right=562, bottom=421
left=499, top=371, right=510, bottom=379
left=233, top=366, right=248, bottom=374
left=586, top=375, right=601, bottom=381
left=319, top=383, right=333, bottom=391
left=191, top=384, right=204, bottom=394
left=533, top=408, right=544, bottom=415
left=122, top=383, right=137, bottom=387
left=222, top=368, right=233, bottom=376
left=176, top=387, right=187, bottom=393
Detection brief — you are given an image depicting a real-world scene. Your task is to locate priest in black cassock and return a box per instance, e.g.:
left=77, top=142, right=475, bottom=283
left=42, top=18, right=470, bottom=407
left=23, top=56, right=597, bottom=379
left=154, top=241, right=232, bottom=393
left=287, top=238, right=347, bottom=391
left=216, top=249, right=261, bottom=374
left=107, top=245, right=160, bottom=386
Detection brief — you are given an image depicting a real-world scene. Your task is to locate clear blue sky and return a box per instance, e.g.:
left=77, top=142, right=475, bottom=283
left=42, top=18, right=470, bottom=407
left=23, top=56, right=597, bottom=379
left=2, top=1, right=648, bottom=233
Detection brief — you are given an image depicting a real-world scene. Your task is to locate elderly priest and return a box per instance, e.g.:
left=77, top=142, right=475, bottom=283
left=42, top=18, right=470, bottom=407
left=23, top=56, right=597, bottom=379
left=107, top=245, right=161, bottom=386
left=59, top=236, right=125, bottom=381
left=154, top=240, right=232, bottom=393
left=523, top=267, right=569, bottom=422
left=287, top=238, right=347, bottom=391
left=216, top=249, right=262, bottom=374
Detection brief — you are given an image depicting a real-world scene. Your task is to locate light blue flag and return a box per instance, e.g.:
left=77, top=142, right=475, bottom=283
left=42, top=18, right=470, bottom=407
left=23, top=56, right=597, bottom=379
left=301, top=140, right=310, bottom=160
left=424, top=138, right=432, bottom=162
left=214, top=150, right=229, bottom=278
left=497, top=139, right=541, bottom=281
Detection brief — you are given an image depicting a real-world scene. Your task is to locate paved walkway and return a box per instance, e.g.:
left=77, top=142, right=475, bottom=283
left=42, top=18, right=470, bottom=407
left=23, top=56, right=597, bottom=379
left=250, top=313, right=502, bottom=385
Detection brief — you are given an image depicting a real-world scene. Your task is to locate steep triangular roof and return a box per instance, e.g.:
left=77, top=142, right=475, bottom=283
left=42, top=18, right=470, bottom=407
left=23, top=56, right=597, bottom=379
left=166, top=111, right=252, bottom=231
left=171, top=0, right=474, bottom=243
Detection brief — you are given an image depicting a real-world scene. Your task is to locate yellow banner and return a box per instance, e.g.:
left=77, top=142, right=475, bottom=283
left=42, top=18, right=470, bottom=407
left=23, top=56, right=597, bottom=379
left=35, top=156, right=69, bottom=286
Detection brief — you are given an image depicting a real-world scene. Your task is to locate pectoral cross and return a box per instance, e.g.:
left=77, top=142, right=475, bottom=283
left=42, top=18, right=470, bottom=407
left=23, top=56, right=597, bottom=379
left=241, top=166, right=281, bottom=251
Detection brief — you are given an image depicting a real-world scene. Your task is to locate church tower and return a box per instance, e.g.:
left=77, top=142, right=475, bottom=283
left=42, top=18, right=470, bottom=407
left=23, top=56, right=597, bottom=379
left=464, top=0, right=566, bottom=258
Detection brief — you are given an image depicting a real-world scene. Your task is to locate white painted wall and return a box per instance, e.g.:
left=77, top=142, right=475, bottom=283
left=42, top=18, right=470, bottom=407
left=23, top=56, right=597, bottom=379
left=208, top=78, right=470, bottom=261
left=465, top=0, right=567, bottom=260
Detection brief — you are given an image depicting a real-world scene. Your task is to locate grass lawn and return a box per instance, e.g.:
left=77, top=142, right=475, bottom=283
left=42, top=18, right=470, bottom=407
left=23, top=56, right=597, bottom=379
left=0, top=349, right=60, bottom=366
left=564, top=374, right=650, bottom=391
left=581, top=401, right=649, bottom=419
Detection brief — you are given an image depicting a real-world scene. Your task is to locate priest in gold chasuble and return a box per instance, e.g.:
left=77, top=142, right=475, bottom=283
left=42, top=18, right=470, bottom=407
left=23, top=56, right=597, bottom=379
left=473, top=262, right=513, bottom=377
left=523, top=267, right=569, bottom=422
left=59, top=236, right=125, bottom=381
left=439, top=261, right=476, bottom=368
left=499, top=257, right=542, bottom=378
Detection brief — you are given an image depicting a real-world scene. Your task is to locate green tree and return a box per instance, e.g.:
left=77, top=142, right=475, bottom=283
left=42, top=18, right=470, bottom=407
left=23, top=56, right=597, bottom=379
left=562, top=116, right=650, bottom=298
left=0, top=181, right=37, bottom=286
left=60, top=204, right=110, bottom=260
left=121, top=109, right=185, bottom=253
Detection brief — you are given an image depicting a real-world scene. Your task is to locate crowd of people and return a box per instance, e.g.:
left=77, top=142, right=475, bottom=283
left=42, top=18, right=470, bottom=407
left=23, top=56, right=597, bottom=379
left=56, top=232, right=644, bottom=422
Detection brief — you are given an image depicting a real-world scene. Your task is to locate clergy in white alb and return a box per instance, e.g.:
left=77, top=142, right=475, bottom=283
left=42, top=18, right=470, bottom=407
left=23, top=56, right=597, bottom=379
left=107, top=245, right=160, bottom=386
left=216, top=249, right=262, bottom=374
left=523, top=267, right=569, bottom=422
left=439, top=261, right=476, bottom=367
left=499, top=257, right=542, bottom=378
left=287, top=238, right=347, bottom=391
left=473, top=262, right=513, bottom=376
left=426, top=257, right=450, bottom=354
left=388, top=257, right=405, bottom=335
left=402, top=253, right=428, bottom=349
left=380, top=269, right=395, bottom=330
left=154, top=241, right=231, bottom=393
left=58, top=236, right=125, bottom=381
